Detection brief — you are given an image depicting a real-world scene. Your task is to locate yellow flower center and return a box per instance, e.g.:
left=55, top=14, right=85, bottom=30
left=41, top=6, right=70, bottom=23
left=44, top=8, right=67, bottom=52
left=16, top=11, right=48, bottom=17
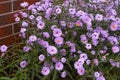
left=76, top=23, right=81, bottom=27
left=106, top=0, right=109, bottom=4
left=57, top=39, right=61, bottom=43
left=79, top=69, right=83, bottom=73
left=113, top=48, right=116, bottom=51
left=112, top=25, right=117, bottom=29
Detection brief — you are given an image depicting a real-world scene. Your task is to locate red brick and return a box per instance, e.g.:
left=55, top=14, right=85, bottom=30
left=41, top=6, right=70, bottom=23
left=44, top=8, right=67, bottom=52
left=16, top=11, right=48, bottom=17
left=0, top=13, right=15, bottom=26
left=14, top=23, right=21, bottom=33
left=13, top=0, right=40, bottom=11
left=0, top=25, right=12, bottom=38
left=0, top=34, right=20, bottom=46
left=0, top=2, right=11, bottom=14
left=0, top=0, right=9, bottom=2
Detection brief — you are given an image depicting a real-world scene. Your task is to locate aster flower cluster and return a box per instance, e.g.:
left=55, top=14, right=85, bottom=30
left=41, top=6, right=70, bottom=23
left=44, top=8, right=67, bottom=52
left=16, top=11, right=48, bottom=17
left=12, top=0, right=120, bottom=79
left=0, top=45, right=8, bottom=57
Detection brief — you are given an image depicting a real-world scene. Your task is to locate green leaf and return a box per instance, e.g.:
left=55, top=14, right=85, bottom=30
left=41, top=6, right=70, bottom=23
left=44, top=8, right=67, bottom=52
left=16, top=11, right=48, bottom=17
left=65, top=69, right=75, bottom=80
left=0, top=77, right=10, bottom=80
left=52, top=70, right=57, bottom=80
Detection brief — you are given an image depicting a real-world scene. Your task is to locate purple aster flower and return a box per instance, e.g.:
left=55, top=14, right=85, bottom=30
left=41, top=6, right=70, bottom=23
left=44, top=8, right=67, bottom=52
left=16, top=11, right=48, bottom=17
left=75, top=20, right=83, bottom=27
left=116, top=62, right=120, bottom=68
left=60, top=49, right=66, bottom=56
left=110, top=9, right=117, bottom=16
left=92, top=32, right=100, bottom=40
left=51, top=25, right=57, bottom=30
left=20, top=32, right=26, bottom=38
left=14, top=13, right=18, bottom=17
left=85, top=43, right=92, bottom=50
left=23, top=46, right=31, bottom=52
left=47, top=46, right=58, bottom=55
left=86, top=59, right=91, bottom=65
left=61, top=71, right=67, bottom=78
left=43, top=32, right=50, bottom=38
left=76, top=10, right=85, bottom=16
left=29, top=15, right=35, bottom=20
left=109, top=59, right=113, bottom=64
left=89, top=13, right=94, bottom=20
left=100, top=50, right=105, bottom=54
left=37, top=6, right=44, bottom=11
left=110, top=22, right=118, bottom=31
left=66, top=41, right=72, bottom=47
left=100, top=30, right=109, bottom=38
left=29, top=35, right=37, bottom=42
left=31, top=9, right=37, bottom=14
left=41, top=67, right=50, bottom=76
left=69, top=8, right=76, bottom=15
left=80, top=35, right=87, bottom=39
left=109, top=15, right=115, bottom=21
left=0, top=45, right=8, bottom=52
left=87, top=24, right=93, bottom=30
left=54, top=37, right=64, bottom=45
left=20, top=28, right=26, bottom=33
left=41, top=41, right=49, bottom=48
left=96, top=76, right=105, bottom=80
left=81, top=15, right=92, bottom=24
left=39, top=54, right=45, bottom=62
left=45, top=8, right=52, bottom=17
left=69, top=22, right=75, bottom=28
left=37, top=38, right=43, bottom=44
left=15, top=17, right=20, bottom=22
left=22, top=21, right=28, bottom=27
left=37, top=21, right=45, bottom=30
left=93, top=59, right=99, bottom=66
left=52, top=57, right=59, bottom=63
left=70, top=46, right=76, bottom=53
left=92, top=39, right=99, bottom=46
left=80, top=53, right=88, bottom=61
left=78, top=58, right=85, bottom=65
left=94, top=72, right=100, bottom=78
left=20, top=2, right=29, bottom=8
left=53, top=29, right=62, bottom=37
left=55, top=62, right=64, bottom=71
left=80, top=35, right=88, bottom=44
left=95, top=14, right=103, bottom=21
left=94, top=27, right=102, bottom=33
left=21, top=12, right=28, bottom=18
left=56, top=8, right=62, bottom=14
left=61, top=57, right=66, bottom=63
left=115, top=17, right=120, bottom=23
left=26, top=40, right=33, bottom=45
left=62, top=0, right=69, bottom=6
left=86, top=32, right=92, bottom=38
left=112, top=46, right=120, bottom=53
left=74, top=61, right=83, bottom=69
left=111, top=62, right=116, bottom=67
left=102, top=56, right=106, bottom=61
left=91, top=50, right=96, bottom=55
left=36, top=16, right=42, bottom=22
left=20, top=60, right=27, bottom=68
left=77, top=66, right=85, bottom=76
left=73, top=31, right=77, bottom=36
left=60, top=21, right=66, bottom=27
left=107, top=36, right=119, bottom=45
left=28, top=5, right=34, bottom=10
left=44, top=62, right=53, bottom=70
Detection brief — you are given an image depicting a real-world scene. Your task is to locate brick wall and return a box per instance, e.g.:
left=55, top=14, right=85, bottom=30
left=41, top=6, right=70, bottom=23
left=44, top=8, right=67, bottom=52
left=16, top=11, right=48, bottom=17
left=0, top=0, right=39, bottom=46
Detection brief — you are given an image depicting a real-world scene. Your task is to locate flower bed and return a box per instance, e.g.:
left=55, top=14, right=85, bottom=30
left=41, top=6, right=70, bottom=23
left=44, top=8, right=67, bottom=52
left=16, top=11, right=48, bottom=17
left=0, top=0, right=120, bottom=80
